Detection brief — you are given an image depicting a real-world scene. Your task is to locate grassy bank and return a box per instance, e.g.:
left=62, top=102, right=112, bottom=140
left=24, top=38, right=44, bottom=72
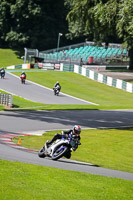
left=12, top=128, right=133, bottom=173
left=0, top=159, right=132, bottom=200
left=0, top=49, right=23, bottom=68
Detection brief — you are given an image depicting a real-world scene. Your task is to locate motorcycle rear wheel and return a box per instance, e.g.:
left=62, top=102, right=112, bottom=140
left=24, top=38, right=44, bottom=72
left=52, top=145, right=68, bottom=160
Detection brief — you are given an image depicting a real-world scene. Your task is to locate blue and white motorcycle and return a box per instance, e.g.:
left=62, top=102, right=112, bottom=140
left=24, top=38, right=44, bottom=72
left=38, top=134, right=80, bottom=160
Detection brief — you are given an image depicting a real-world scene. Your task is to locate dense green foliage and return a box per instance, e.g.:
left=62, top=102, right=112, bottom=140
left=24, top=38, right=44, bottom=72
left=0, top=0, right=69, bottom=50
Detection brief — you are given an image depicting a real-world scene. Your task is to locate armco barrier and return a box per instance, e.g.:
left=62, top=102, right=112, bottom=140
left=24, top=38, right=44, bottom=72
left=60, top=63, right=133, bottom=93
left=0, top=93, right=13, bottom=107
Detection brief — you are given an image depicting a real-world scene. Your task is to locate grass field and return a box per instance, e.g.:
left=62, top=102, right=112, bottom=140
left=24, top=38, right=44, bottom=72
left=1, top=159, right=132, bottom=200
left=12, top=128, right=133, bottom=173
left=0, top=49, right=24, bottom=68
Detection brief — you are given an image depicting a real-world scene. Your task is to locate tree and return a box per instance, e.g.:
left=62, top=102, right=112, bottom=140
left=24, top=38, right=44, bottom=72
left=0, top=0, right=68, bottom=50
left=65, top=0, right=133, bottom=69
left=117, top=0, right=133, bottom=69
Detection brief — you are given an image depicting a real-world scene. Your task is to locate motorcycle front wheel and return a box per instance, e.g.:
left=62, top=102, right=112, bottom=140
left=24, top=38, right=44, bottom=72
left=51, top=145, right=68, bottom=160
left=38, top=147, right=46, bottom=158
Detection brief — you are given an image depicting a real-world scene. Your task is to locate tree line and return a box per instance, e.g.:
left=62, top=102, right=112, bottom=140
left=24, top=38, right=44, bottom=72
left=0, top=0, right=133, bottom=69
left=0, top=0, right=69, bottom=50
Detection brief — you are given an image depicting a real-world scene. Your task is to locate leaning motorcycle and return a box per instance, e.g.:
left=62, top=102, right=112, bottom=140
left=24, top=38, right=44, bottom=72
left=53, top=85, right=60, bottom=96
left=38, top=134, right=80, bottom=160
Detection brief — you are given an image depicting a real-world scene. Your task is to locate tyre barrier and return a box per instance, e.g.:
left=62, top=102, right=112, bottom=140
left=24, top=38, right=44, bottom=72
left=0, top=93, right=13, bottom=107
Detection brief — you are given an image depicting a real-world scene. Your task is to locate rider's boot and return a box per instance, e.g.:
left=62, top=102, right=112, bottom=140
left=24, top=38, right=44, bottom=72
left=46, top=134, right=61, bottom=147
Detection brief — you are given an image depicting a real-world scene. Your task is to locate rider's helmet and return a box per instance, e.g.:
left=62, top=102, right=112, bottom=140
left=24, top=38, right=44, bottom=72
left=72, top=125, right=81, bottom=136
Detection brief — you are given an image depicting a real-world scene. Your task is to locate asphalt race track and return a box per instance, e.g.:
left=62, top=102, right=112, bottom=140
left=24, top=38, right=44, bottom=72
left=0, top=72, right=97, bottom=105
left=0, top=72, right=133, bottom=180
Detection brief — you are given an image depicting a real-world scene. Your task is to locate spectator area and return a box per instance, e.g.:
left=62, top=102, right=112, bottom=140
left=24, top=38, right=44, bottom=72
left=39, top=42, right=128, bottom=64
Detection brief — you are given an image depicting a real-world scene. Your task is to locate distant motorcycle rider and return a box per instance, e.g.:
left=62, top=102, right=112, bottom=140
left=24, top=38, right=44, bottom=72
left=46, top=125, right=81, bottom=150
left=21, top=71, right=26, bottom=79
left=20, top=71, right=26, bottom=83
left=53, top=81, right=61, bottom=95
left=0, top=68, right=5, bottom=78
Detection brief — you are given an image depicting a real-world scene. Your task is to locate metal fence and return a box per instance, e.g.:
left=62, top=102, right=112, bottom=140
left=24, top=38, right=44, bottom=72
left=0, top=93, right=13, bottom=107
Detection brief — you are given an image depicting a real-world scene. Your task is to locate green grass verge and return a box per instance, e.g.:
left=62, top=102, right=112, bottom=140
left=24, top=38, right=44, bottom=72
left=12, top=70, right=133, bottom=109
left=0, top=159, right=133, bottom=200
left=0, top=104, right=4, bottom=110
left=0, top=49, right=24, bottom=68
left=12, top=128, right=133, bottom=173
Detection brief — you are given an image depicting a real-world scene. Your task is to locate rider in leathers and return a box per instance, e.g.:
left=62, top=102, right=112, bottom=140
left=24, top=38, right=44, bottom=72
left=20, top=71, right=26, bottom=79
left=54, top=81, right=61, bottom=90
left=53, top=81, right=61, bottom=94
left=46, top=125, right=81, bottom=158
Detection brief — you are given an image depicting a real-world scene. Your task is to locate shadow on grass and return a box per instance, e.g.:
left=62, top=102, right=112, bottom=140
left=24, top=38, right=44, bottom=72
left=12, top=104, right=19, bottom=108
left=115, top=127, right=133, bottom=131
left=13, top=48, right=24, bottom=59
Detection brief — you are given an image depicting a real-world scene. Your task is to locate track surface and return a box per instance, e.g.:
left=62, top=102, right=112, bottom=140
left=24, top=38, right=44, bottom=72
left=0, top=72, right=133, bottom=180
left=0, top=72, right=96, bottom=105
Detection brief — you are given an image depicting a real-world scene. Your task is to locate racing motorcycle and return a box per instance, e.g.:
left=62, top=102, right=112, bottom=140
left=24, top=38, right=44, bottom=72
left=53, top=85, right=60, bottom=96
left=20, top=74, right=26, bottom=84
left=38, top=134, right=80, bottom=160
left=0, top=68, right=5, bottom=79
